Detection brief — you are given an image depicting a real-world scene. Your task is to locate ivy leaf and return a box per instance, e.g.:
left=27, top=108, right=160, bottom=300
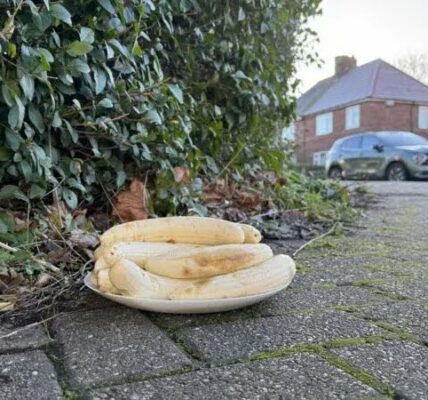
left=62, top=188, right=78, bottom=209
left=50, top=4, right=72, bottom=25
left=168, top=84, right=183, bottom=104
left=66, top=41, right=93, bottom=57
left=80, top=27, right=94, bottom=44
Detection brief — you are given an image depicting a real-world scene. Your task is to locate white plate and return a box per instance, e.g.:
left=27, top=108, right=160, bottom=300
left=84, top=273, right=287, bottom=314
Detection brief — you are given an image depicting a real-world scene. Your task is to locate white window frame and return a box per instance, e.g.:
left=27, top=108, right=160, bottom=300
left=346, top=105, right=360, bottom=130
left=418, top=106, right=428, bottom=129
left=316, top=112, right=333, bottom=136
left=312, top=151, right=328, bottom=166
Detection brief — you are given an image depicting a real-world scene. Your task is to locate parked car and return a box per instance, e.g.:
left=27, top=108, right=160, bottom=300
left=325, top=131, right=428, bottom=181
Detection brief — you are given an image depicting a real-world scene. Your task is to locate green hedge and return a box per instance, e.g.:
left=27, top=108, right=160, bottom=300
left=0, top=0, right=320, bottom=214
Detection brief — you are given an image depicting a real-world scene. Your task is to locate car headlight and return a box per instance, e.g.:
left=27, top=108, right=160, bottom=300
left=413, top=153, right=428, bottom=165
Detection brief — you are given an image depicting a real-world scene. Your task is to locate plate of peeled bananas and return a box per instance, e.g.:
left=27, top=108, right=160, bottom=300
left=85, top=216, right=296, bottom=313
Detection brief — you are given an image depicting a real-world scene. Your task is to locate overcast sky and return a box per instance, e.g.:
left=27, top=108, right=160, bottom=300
left=297, top=0, right=428, bottom=94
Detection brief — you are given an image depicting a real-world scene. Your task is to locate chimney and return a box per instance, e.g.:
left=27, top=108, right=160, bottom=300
left=335, top=56, right=357, bottom=76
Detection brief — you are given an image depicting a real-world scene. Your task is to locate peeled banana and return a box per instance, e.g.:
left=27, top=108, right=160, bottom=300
left=239, top=224, right=262, bottom=244
left=109, top=259, right=190, bottom=299
left=100, top=216, right=245, bottom=246
left=104, top=241, right=198, bottom=267
left=170, top=255, right=296, bottom=300
left=145, top=244, right=273, bottom=279
left=91, top=217, right=295, bottom=303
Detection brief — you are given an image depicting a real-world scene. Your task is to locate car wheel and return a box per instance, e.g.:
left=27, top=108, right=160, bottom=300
left=386, top=162, right=407, bottom=181
left=328, top=166, right=342, bottom=180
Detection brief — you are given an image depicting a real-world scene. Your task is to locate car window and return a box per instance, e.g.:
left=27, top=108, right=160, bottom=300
left=361, top=136, right=381, bottom=150
left=341, top=136, right=362, bottom=150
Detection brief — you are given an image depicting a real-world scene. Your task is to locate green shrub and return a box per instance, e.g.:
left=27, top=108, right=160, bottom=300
left=0, top=0, right=320, bottom=214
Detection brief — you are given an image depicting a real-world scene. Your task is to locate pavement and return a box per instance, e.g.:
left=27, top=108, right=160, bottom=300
left=1, top=181, right=427, bottom=400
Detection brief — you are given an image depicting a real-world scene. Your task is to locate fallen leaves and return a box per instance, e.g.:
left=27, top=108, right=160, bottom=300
left=113, top=178, right=149, bottom=221
left=203, top=177, right=266, bottom=221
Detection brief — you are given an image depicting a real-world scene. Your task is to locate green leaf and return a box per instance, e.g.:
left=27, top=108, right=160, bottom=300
left=97, top=0, right=116, bottom=14
left=116, top=171, right=127, bottom=187
left=28, top=105, right=45, bottom=133
left=168, top=84, right=184, bottom=104
left=66, top=41, right=93, bottom=57
left=0, top=185, right=28, bottom=202
left=52, top=111, right=62, bottom=127
left=8, top=97, right=25, bottom=130
left=189, top=203, right=208, bottom=216
left=62, top=188, right=78, bottom=209
left=5, top=129, right=21, bottom=151
left=0, top=147, right=13, bottom=161
left=29, top=184, right=45, bottom=199
left=0, top=211, right=15, bottom=233
left=132, top=40, right=143, bottom=56
left=19, top=74, right=35, bottom=101
left=68, top=59, right=90, bottom=74
left=50, top=4, right=72, bottom=25
left=97, top=98, right=113, bottom=108
left=238, top=7, right=246, bottom=21
left=80, top=27, right=94, bottom=44
left=94, top=67, right=107, bottom=94
left=145, top=109, right=162, bottom=125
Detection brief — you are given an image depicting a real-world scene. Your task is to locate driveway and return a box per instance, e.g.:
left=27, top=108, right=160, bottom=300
left=1, top=182, right=427, bottom=399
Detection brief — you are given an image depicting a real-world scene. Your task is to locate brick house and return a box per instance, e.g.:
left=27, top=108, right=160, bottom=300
left=296, top=56, right=428, bottom=165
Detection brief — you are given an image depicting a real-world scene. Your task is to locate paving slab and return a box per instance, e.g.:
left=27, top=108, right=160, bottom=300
left=364, top=279, right=428, bottom=300
left=0, top=324, right=51, bottom=353
left=245, top=286, right=389, bottom=316
left=147, top=309, right=250, bottom=330
left=290, top=264, right=390, bottom=289
left=52, top=307, right=192, bottom=388
left=333, top=340, right=428, bottom=400
left=0, top=350, right=63, bottom=400
left=90, top=353, right=383, bottom=400
left=357, top=301, right=428, bottom=342
left=176, top=311, right=384, bottom=362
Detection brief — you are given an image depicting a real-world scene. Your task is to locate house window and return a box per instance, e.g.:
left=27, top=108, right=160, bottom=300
left=316, top=112, right=333, bottom=135
left=313, top=151, right=328, bottom=166
left=418, top=106, right=428, bottom=129
left=346, top=105, right=360, bottom=130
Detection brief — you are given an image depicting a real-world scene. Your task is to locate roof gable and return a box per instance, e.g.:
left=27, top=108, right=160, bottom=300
left=298, top=59, right=428, bottom=116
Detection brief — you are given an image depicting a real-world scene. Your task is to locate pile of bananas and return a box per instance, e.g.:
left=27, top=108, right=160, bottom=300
left=91, top=216, right=296, bottom=300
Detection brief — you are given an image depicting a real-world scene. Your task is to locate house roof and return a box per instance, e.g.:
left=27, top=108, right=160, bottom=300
left=297, top=59, right=428, bottom=116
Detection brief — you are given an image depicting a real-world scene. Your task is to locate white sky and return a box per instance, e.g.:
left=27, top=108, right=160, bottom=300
left=297, top=0, right=428, bottom=94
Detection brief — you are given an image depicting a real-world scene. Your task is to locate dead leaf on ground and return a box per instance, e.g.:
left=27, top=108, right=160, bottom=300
left=69, top=229, right=99, bottom=249
left=113, top=178, right=149, bottom=221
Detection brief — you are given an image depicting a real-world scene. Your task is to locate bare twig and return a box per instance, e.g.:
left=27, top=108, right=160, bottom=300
left=292, top=222, right=339, bottom=258
left=0, top=241, right=60, bottom=273
left=0, top=313, right=61, bottom=340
